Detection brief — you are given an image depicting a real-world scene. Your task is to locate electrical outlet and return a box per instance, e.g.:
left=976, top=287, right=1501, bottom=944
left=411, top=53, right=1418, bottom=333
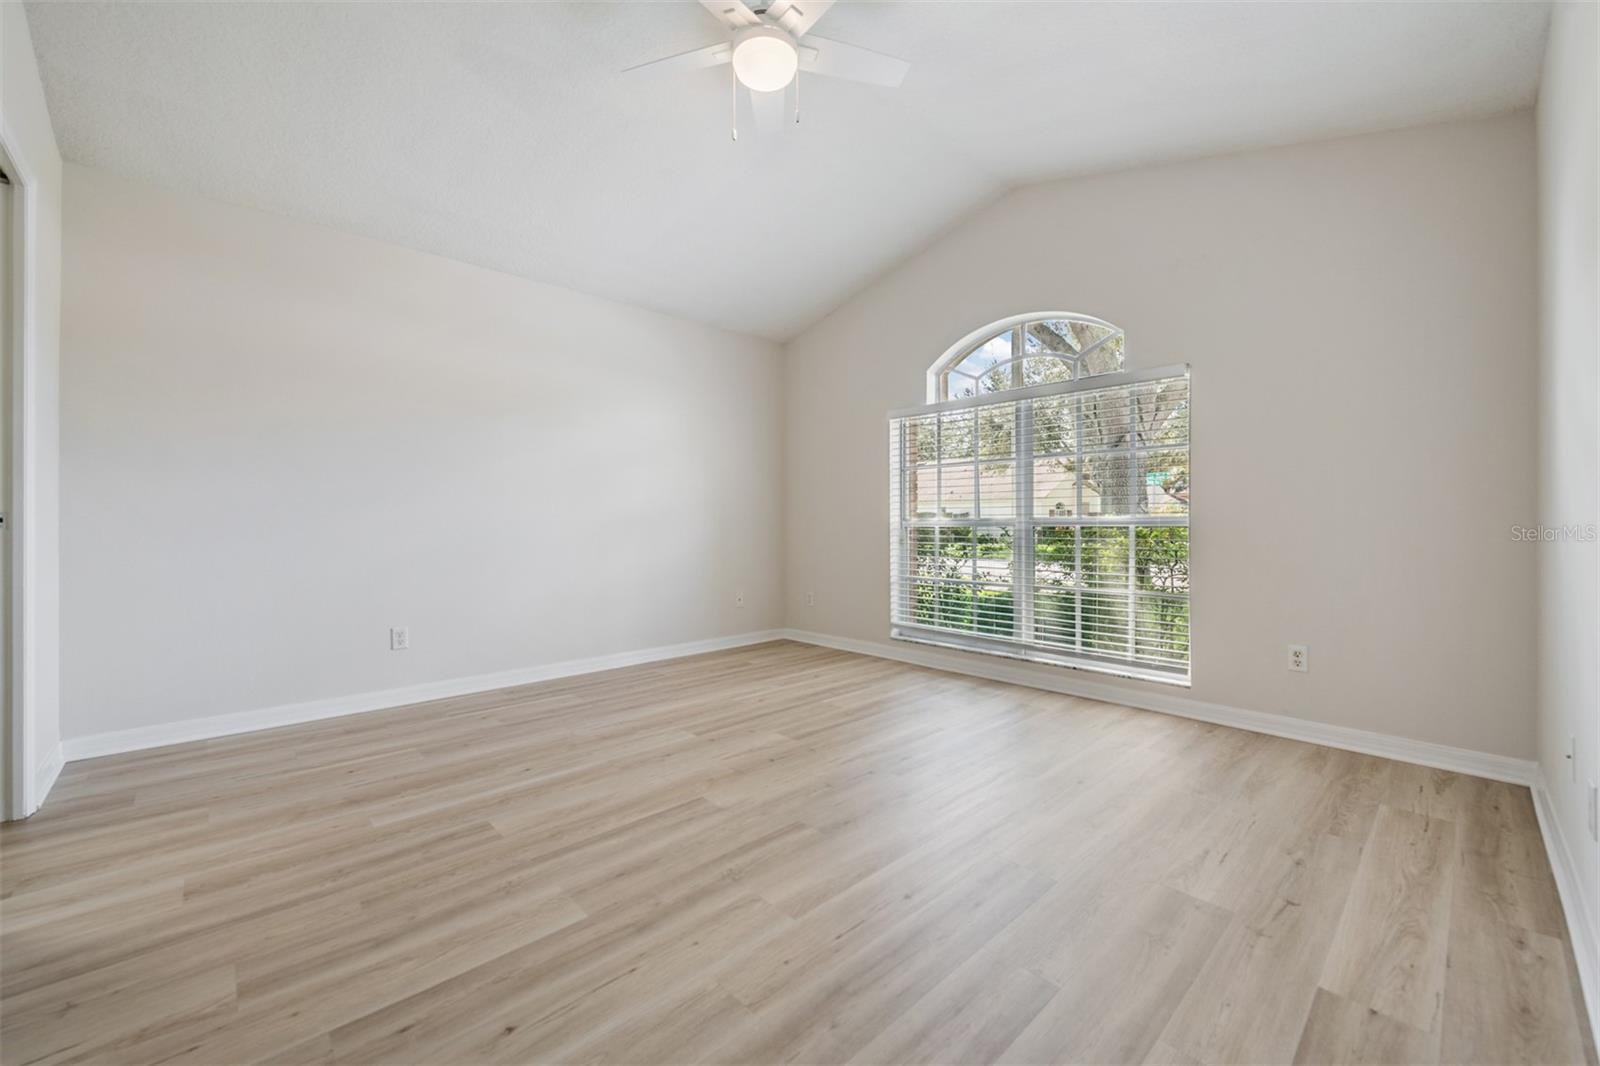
left=735, top=590, right=746, bottom=609
left=1287, top=644, right=1308, bottom=673
left=1569, top=735, right=1579, bottom=783
left=806, top=591, right=815, bottom=607
left=1589, top=781, right=1597, bottom=842
left=389, top=626, right=409, bottom=651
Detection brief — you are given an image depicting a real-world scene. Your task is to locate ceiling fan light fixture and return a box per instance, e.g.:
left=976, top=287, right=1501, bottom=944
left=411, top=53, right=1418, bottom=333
left=731, top=27, right=798, bottom=92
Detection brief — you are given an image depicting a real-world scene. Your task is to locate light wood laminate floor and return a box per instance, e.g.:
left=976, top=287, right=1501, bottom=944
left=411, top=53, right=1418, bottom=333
left=1, top=641, right=1593, bottom=1065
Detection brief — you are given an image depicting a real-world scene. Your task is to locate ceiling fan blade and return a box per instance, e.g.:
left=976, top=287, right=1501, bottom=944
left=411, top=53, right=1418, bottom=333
left=698, top=0, right=762, bottom=31
left=623, top=41, right=733, bottom=75
left=764, top=0, right=834, bottom=38
left=799, top=36, right=909, bottom=87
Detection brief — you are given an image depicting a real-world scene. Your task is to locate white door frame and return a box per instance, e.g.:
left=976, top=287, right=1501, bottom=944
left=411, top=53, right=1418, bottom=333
left=1, top=121, right=39, bottom=820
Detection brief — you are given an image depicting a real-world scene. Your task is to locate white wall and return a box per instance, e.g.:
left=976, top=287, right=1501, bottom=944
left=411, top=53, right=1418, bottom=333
left=1536, top=0, right=1599, bottom=1015
left=60, top=164, right=782, bottom=742
left=2, top=1, right=64, bottom=815
left=784, top=113, right=1538, bottom=760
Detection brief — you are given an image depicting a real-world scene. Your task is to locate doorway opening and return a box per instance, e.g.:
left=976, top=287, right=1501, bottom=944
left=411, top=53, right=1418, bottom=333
left=0, top=132, right=36, bottom=821
left=1, top=162, right=12, bottom=819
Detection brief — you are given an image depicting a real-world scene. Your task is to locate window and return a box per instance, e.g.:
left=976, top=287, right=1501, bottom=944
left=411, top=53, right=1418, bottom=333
left=891, top=315, right=1190, bottom=683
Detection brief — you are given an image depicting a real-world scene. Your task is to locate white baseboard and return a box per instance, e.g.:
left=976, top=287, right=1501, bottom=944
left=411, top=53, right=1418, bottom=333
left=62, top=630, right=784, bottom=763
left=26, top=744, right=63, bottom=815
left=1533, top=771, right=1600, bottom=1045
left=61, top=624, right=1540, bottom=787
left=778, top=628, right=1538, bottom=786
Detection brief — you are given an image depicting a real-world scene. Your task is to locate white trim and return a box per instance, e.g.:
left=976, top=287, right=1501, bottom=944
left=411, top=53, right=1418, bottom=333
left=1533, top=769, right=1600, bottom=1047
left=61, top=631, right=785, bottom=763
left=32, top=742, right=60, bottom=805
left=779, top=628, right=1538, bottom=785
left=0, top=121, right=39, bottom=820
left=896, top=362, right=1186, bottom=419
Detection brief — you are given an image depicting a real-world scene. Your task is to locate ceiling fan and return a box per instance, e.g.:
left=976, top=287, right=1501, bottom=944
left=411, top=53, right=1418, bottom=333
left=625, top=0, right=909, bottom=137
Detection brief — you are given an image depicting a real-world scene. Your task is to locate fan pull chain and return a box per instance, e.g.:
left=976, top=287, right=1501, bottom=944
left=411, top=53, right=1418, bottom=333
left=795, top=66, right=801, bottom=125
left=730, top=64, right=739, bottom=142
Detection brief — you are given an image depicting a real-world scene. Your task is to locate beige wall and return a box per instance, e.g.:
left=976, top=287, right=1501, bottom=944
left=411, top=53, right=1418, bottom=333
left=2, top=1, right=64, bottom=814
left=1536, top=0, right=1599, bottom=1004
left=784, top=112, right=1538, bottom=760
left=60, top=165, right=783, bottom=741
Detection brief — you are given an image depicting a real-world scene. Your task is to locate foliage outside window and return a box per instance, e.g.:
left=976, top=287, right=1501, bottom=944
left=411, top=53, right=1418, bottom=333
left=892, top=316, right=1190, bottom=681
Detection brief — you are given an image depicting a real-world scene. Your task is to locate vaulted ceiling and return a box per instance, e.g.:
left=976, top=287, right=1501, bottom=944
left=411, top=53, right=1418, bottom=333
left=26, top=1, right=1550, bottom=339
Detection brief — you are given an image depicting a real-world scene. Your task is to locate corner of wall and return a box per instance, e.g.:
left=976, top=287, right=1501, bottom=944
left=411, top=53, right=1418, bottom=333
left=1534, top=0, right=1600, bottom=1043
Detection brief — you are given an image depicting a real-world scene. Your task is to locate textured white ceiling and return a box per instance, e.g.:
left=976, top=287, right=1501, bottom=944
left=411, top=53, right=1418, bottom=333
left=26, top=1, right=1550, bottom=339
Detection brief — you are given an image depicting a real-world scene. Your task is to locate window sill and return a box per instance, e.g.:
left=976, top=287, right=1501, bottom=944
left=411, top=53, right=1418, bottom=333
left=890, top=625, right=1192, bottom=688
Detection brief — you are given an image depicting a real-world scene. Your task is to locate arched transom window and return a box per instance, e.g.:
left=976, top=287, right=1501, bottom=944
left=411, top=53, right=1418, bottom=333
left=929, top=314, right=1126, bottom=402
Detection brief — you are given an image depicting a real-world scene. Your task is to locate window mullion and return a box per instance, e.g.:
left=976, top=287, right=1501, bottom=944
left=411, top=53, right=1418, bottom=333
left=1073, top=391, right=1084, bottom=654
left=1127, top=406, right=1138, bottom=658
left=1018, top=400, right=1035, bottom=643
left=970, top=409, right=980, bottom=634
left=1011, top=328, right=1031, bottom=644
left=935, top=416, right=944, bottom=627
left=893, top=424, right=903, bottom=626
left=1127, top=521, right=1137, bottom=660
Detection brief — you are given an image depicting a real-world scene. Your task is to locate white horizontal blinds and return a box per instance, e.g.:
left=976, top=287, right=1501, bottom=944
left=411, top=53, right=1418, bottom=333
left=890, top=368, right=1190, bottom=677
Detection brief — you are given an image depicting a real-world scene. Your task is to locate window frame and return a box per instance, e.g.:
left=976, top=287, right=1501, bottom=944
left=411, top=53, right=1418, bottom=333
left=890, top=362, right=1191, bottom=687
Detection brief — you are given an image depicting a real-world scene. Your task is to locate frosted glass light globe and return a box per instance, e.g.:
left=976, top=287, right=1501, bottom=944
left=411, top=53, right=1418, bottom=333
left=732, top=29, right=798, bottom=93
